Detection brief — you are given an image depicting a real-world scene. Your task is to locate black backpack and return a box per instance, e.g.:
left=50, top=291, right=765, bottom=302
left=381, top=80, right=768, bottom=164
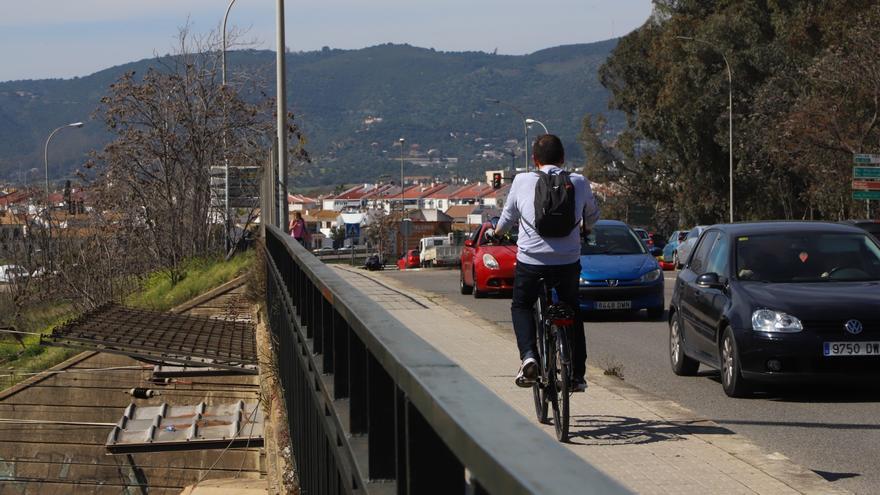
left=533, top=170, right=577, bottom=237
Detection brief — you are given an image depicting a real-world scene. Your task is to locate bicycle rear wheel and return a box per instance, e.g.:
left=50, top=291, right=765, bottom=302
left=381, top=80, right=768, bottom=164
left=532, top=288, right=550, bottom=424
left=551, top=331, right=570, bottom=442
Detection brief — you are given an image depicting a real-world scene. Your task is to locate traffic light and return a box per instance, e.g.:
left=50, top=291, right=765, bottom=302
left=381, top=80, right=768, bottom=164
left=491, top=172, right=502, bottom=189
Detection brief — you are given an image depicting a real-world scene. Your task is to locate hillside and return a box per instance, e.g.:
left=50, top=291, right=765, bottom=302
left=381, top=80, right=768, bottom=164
left=0, top=40, right=619, bottom=188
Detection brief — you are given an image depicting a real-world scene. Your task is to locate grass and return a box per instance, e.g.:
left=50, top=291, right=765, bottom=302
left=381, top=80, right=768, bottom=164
left=126, top=251, right=255, bottom=311
left=0, top=301, right=78, bottom=390
left=0, top=250, right=255, bottom=390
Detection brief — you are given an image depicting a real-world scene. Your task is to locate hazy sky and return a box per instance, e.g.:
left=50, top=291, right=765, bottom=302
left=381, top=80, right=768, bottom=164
left=0, top=1, right=653, bottom=82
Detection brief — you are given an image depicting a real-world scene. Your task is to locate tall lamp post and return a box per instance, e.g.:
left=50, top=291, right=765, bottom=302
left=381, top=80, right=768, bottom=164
left=276, top=0, right=289, bottom=231
left=399, top=137, right=406, bottom=260
left=44, top=122, right=84, bottom=204
left=221, top=0, right=237, bottom=252
left=677, top=36, right=734, bottom=223
left=486, top=98, right=530, bottom=171
left=525, top=118, right=549, bottom=135
left=398, top=137, right=406, bottom=215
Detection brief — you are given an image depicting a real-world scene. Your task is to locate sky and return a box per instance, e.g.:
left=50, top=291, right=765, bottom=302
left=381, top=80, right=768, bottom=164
left=0, top=0, right=653, bottom=82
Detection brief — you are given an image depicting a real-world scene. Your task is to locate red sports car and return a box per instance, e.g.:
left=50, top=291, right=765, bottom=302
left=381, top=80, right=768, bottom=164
left=459, top=222, right=517, bottom=298
left=397, top=249, right=420, bottom=270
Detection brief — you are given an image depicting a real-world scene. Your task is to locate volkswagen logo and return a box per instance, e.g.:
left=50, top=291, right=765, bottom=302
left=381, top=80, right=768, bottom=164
left=845, top=319, right=863, bottom=335
left=607, top=279, right=619, bottom=287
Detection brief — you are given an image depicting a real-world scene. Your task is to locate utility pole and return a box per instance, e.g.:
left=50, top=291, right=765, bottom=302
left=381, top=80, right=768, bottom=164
left=221, top=0, right=236, bottom=252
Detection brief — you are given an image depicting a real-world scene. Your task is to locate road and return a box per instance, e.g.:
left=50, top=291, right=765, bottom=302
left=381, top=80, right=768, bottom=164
left=385, top=267, right=880, bottom=494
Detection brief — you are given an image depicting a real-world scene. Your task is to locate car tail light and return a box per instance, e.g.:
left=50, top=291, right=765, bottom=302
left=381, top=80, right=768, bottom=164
left=551, top=318, right=574, bottom=326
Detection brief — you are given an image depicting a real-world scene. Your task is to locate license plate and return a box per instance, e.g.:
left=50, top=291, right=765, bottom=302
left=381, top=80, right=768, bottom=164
left=594, top=301, right=632, bottom=310
left=823, top=342, right=880, bottom=357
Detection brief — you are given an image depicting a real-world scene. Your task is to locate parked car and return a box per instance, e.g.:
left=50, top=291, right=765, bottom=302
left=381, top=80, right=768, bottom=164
left=843, top=219, right=880, bottom=240
left=660, top=230, right=690, bottom=270
left=397, top=249, right=420, bottom=270
left=459, top=222, right=517, bottom=298
left=578, top=220, right=664, bottom=318
left=669, top=221, right=880, bottom=397
left=0, top=264, right=28, bottom=283
left=675, top=226, right=707, bottom=269
left=313, top=246, right=335, bottom=255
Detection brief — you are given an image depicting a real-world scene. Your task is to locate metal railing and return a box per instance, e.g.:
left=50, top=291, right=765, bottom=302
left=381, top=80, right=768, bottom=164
left=263, top=225, right=629, bottom=494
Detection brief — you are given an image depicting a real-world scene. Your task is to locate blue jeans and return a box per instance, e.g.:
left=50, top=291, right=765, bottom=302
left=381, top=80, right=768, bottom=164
left=511, top=260, right=587, bottom=380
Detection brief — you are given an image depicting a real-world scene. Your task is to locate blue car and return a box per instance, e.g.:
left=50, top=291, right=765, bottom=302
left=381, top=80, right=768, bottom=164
left=579, top=220, right=665, bottom=318
left=661, top=230, right=690, bottom=270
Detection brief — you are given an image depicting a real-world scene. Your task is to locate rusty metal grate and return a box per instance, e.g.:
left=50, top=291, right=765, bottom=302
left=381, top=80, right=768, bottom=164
left=42, top=304, right=257, bottom=371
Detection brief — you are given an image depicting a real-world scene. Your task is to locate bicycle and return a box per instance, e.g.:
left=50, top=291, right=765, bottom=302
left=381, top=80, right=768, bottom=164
left=531, top=278, right=577, bottom=442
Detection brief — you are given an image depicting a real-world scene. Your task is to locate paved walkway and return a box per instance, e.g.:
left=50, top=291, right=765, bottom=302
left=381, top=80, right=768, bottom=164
left=334, top=266, right=848, bottom=495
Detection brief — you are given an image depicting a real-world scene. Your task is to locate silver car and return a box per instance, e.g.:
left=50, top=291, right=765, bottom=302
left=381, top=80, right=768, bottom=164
left=675, top=225, right=707, bottom=269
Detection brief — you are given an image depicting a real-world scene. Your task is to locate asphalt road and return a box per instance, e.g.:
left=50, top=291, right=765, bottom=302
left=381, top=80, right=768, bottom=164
left=384, top=267, right=880, bottom=494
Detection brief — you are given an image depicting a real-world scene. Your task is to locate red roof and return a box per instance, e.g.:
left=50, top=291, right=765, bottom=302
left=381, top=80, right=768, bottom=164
left=0, top=191, right=31, bottom=207
left=288, top=193, right=318, bottom=204
left=333, top=185, right=369, bottom=200
left=362, top=184, right=398, bottom=200
left=425, top=184, right=462, bottom=199
left=402, top=183, right=447, bottom=199
left=483, top=183, right=511, bottom=199
left=449, top=183, right=493, bottom=200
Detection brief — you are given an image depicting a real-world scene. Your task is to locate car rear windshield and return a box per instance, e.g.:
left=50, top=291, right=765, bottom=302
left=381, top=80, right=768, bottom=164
left=582, top=225, right=646, bottom=255
left=736, top=233, right=880, bottom=282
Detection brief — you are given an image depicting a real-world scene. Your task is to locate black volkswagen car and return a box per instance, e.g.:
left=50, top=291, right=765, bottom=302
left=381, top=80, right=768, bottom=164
left=668, top=222, right=880, bottom=397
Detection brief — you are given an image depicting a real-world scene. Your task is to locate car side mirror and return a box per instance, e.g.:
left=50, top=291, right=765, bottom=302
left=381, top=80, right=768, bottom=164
left=464, top=239, right=474, bottom=248
left=696, top=272, right=724, bottom=289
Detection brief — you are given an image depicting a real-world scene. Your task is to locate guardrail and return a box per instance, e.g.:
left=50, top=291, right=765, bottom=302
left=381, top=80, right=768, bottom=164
left=263, top=225, right=629, bottom=494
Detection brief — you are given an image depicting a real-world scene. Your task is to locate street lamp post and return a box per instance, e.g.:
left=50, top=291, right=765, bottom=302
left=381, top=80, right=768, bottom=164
left=486, top=98, right=530, bottom=171
left=525, top=118, right=549, bottom=135
left=221, top=0, right=237, bottom=253
left=44, top=122, right=84, bottom=204
left=399, top=137, right=406, bottom=214
left=276, top=0, right=289, bottom=231
left=677, top=36, right=734, bottom=223
left=399, top=137, right=406, bottom=260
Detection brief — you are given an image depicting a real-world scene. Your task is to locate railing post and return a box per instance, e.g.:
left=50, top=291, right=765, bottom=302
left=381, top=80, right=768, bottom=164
left=333, top=312, right=349, bottom=399
left=349, top=332, right=368, bottom=434
left=322, top=302, right=335, bottom=373
left=405, top=402, right=465, bottom=494
left=395, top=388, right=408, bottom=495
left=368, top=354, right=396, bottom=480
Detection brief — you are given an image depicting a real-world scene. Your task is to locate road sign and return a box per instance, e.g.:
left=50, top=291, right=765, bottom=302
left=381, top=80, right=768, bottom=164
left=853, top=166, right=880, bottom=179
left=854, top=154, right=880, bottom=164
left=853, top=190, right=880, bottom=200
left=852, top=180, right=880, bottom=191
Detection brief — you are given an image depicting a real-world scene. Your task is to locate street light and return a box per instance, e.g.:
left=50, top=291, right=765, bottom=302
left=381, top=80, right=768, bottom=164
left=525, top=118, right=549, bottom=135
left=221, top=0, right=236, bottom=252
left=486, top=98, right=530, bottom=171
left=677, top=35, right=734, bottom=223
left=44, top=122, right=84, bottom=204
left=399, top=138, right=406, bottom=215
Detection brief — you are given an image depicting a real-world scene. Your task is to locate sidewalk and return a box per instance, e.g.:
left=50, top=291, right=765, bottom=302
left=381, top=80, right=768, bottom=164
left=334, top=265, right=849, bottom=495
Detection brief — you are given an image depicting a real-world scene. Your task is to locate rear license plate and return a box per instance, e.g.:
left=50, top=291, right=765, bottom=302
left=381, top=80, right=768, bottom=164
left=823, top=342, right=880, bottom=357
left=594, top=301, right=632, bottom=310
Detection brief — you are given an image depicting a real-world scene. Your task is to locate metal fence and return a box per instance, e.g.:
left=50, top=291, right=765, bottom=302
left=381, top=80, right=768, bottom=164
left=263, top=225, right=629, bottom=495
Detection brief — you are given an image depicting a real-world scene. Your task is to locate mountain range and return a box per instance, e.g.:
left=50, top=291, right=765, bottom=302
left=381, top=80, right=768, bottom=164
left=0, top=40, right=619, bottom=189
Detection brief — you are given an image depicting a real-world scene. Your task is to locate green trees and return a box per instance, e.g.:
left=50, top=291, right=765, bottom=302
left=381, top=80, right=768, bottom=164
left=594, top=0, right=879, bottom=227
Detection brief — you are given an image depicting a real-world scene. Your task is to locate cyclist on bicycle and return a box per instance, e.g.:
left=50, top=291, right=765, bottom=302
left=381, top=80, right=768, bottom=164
left=488, top=134, right=599, bottom=392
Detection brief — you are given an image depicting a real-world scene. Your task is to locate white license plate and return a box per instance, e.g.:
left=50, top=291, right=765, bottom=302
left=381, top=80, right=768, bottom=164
left=595, top=301, right=632, bottom=310
left=823, top=342, right=880, bottom=357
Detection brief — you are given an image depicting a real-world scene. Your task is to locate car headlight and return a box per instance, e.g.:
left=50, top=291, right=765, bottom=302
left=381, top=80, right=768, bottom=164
left=579, top=277, right=590, bottom=285
left=639, top=268, right=662, bottom=283
left=751, top=309, right=803, bottom=333
left=482, top=253, right=500, bottom=270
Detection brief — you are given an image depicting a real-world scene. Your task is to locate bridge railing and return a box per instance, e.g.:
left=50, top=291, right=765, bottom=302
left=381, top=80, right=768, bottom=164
left=263, top=225, right=628, bottom=494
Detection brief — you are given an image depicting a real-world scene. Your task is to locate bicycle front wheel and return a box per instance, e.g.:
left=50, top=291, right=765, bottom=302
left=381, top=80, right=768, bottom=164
left=551, top=331, right=570, bottom=442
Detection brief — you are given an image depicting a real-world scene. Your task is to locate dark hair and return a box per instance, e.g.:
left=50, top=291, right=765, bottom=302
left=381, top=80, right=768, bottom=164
left=532, top=134, right=565, bottom=165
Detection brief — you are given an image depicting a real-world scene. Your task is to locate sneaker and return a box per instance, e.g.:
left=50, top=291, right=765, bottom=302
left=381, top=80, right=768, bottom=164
left=515, top=358, right=538, bottom=388
left=572, top=378, right=587, bottom=392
